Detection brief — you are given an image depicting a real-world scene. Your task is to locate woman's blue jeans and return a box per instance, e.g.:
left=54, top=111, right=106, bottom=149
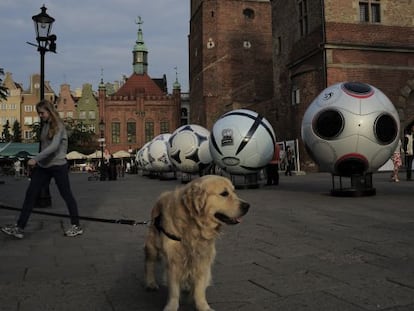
left=17, top=164, right=80, bottom=229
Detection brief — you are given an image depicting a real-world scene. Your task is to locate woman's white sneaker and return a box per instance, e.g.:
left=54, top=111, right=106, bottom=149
left=64, top=225, right=83, bottom=237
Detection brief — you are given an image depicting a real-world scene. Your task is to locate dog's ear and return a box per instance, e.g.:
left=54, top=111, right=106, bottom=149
left=182, top=182, right=207, bottom=216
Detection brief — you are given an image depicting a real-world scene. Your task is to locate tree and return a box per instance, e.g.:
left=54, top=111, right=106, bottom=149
left=0, top=68, right=8, bottom=101
left=29, top=121, right=42, bottom=142
left=66, top=121, right=97, bottom=154
left=2, top=120, right=11, bottom=142
left=12, top=120, right=22, bottom=142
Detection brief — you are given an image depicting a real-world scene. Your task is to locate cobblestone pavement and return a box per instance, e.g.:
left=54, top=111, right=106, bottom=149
left=0, top=171, right=413, bottom=311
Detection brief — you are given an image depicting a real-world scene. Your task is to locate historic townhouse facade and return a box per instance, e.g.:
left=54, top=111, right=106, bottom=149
left=56, top=83, right=77, bottom=122
left=76, top=83, right=99, bottom=133
left=21, top=74, right=56, bottom=142
left=0, top=72, right=22, bottom=139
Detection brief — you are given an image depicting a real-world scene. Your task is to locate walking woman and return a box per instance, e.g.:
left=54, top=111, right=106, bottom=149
left=2, top=100, right=83, bottom=239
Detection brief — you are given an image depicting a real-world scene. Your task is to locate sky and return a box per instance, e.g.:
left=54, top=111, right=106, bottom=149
left=0, top=0, right=190, bottom=94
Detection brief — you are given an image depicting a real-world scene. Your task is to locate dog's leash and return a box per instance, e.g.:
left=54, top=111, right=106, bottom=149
left=0, top=204, right=150, bottom=226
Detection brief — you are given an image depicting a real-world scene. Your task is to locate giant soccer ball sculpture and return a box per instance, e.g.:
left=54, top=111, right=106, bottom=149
left=148, top=134, right=173, bottom=173
left=138, top=142, right=152, bottom=172
left=209, top=109, right=276, bottom=176
left=301, top=81, right=400, bottom=196
left=167, top=124, right=212, bottom=174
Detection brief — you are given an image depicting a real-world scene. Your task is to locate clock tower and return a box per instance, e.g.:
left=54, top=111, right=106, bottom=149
left=133, top=16, right=148, bottom=75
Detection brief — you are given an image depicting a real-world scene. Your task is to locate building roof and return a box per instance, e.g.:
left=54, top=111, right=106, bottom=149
left=0, top=142, right=39, bottom=158
left=114, top=73, right=165, bottom=97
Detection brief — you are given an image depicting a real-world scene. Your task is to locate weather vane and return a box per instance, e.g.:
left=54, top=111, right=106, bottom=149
left=174, top=66, right=179, bottom=80
left=136, top=16, right=143, bottom=29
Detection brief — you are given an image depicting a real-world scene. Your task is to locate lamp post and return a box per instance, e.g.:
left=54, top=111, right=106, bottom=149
left=28, top=5, right=57, bottom=208
left=99, top=119, right=106, bottom=181
left=29, top=5, right=57, bottom=101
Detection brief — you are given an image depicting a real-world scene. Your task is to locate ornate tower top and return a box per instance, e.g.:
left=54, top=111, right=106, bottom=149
left=133, top=16, right=148, bottom=74
left=173, top=66, right=181, bottom=90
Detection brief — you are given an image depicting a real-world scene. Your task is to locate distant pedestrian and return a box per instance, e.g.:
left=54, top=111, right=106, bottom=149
left=14, top=160, right=21, bottom=179
left=284, top=146, right=294, bottom=176
left=1, top=100, right=83, bottom=239
left=404, top=125, right=414, bottom=181
left=391, top=139, right=402, bottom=182
left=266, top=143, right=280, bottom=186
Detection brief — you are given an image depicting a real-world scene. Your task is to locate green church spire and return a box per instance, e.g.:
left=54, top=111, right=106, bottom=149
left=133, top=16, right=148, bottom=74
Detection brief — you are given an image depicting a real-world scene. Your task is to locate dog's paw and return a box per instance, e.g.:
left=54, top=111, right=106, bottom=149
left=163, top=302, right=179, bottom=311
left=145, top=282, right=159, bottom=291
left=196, top=303, right=215, bottom=311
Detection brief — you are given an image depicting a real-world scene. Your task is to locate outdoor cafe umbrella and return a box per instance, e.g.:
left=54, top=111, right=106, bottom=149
left=86, top=150, right=103, bottom=159
left=66, top=151, right=86, bottom=160
left=112, top=150, right=131, bottom=158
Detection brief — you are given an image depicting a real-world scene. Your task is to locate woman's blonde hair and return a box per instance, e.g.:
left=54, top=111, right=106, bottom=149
left=36, top=100, right=62, bottom=139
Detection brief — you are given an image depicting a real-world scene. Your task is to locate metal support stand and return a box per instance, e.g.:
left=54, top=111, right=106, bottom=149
left=331, top=173, right=376, bottom=197
left=231, top=173, right=260, bottom=189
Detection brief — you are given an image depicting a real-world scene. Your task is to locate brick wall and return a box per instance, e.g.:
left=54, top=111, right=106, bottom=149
left=189, top=0, right=273, bottom=130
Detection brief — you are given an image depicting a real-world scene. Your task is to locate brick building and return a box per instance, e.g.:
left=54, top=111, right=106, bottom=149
left=98, top=18, right=181, bottom=154
left=189, top=0, right=273, bottom=129
left=1, top=72, right=22, bottom=139
left=56, top=83, right=77, bottom=121
left=21, top=74, right=56, bottom=142
left=271, top=0, right=414, bottom=171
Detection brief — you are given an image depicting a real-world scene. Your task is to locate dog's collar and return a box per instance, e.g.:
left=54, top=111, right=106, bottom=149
left=153, top=215, right=181, bottom=242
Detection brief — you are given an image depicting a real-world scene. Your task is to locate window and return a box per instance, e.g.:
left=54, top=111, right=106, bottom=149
left=298, top=0, right=309, bottom=37
left=24, top=117, right=33, bottom=125
left=276, top=36, right=282, bottom=55
left=127, top=121, right=136, bottom=143
left=243, top=8, right=255, bottom=19
left=24, top=130, right=33, bottom=140
left=145, top=121, right=154, bottom=142
left=79, top=111, right=86, bottom=119
left=24, top=105, right=33, bottom=112
left=181, top=108, right=188, bottom=126
left=359, top=0, right=381, bottom=23
left=292, top=88, right=301, bottom=105
left=160, top=121, right=169, bottom=134
left=0, top=103, right=7, bottom=110
left=88, top=111, right=96, bottom=120
left=67, top=111, right=73, bottom=118
left=112, top=122, right=121, bottom=144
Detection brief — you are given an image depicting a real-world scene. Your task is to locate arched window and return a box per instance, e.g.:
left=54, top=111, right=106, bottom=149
left=243, top=8, right=255, bottom=19
left=127, top=119, right=136, bottom=143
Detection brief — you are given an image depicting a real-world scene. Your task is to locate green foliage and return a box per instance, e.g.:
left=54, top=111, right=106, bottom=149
left=66, top=121, right=98, bottom=154
left=29, top=122, right=42, bottom=142
left=2, top=120, right=11, bottom=142
left=0, top=68, right=8, bottom=101
left=12, top=120, right=22, bottom=142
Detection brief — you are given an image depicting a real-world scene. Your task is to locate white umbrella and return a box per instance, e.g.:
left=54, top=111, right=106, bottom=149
left=66, top=151, right=86, bottom=160
left=112, top=150, right=131, bottom=158
left=86, top=150, right=103, bottom=159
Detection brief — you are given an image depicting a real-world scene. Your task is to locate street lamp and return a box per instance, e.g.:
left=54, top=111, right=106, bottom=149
left=27, top=5, right=57, bottom=208
left=29, top=5, right=57, bottom=101
left=99, top=119, right=106, bottom=181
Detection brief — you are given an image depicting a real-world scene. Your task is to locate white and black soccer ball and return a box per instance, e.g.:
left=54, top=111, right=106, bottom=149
left=168, top=124, right=212, bottom=173
left=301, top=81, right=400, bottom=175
left=209, top=109, right=276, bottom=175
left=137, top=141, right=152, bottom=171
left=148, top=134, right=173, bottom=172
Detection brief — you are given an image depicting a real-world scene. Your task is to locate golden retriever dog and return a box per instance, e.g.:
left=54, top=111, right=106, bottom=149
left=144, top=175, right=250, bottom=311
